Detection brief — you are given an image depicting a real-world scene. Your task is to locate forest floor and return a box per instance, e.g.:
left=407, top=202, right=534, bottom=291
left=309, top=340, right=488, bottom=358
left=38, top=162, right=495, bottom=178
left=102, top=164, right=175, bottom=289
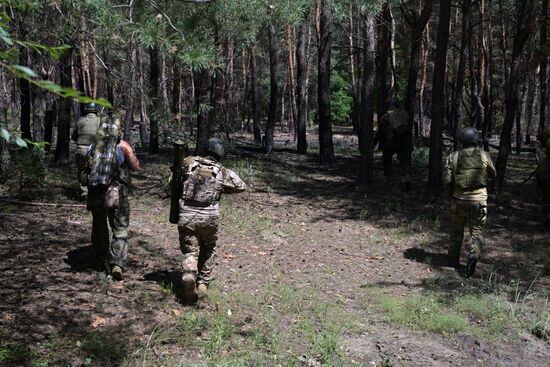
left=1, top=127, right=549, bottom=367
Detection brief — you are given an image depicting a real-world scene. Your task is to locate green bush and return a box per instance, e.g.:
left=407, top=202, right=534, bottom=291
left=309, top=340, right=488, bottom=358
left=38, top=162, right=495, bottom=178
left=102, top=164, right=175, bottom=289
left=8, top=146, right=45, bottom=196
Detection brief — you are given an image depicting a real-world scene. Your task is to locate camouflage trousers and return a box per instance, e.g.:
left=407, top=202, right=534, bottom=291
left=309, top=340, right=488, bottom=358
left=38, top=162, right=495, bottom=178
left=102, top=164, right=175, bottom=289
left=90, top=185, right=130, bottom=268
left=75, top=145, right=89, bottom=198
left=178, top=203, right=219, bottom=286
left=449, top=199, right=487, bottom=262
left=383, top=146, right=411, bottom=187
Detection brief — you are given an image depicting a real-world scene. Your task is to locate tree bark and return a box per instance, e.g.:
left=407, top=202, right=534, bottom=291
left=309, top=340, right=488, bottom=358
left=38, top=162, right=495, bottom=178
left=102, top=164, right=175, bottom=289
left=540, top=0, right=549, bottom=136
left=265, top=23, right=280, bottom=153
left=250, top=43, right=262, bottom=144
left=224, top=38, right=235, bottom=140
left=359, top=11, right=375, bottom=184
left=526, top=66, right=539, bottom=144
left=481, top=0, right=494, bottom=150
left=54, top=49, right=73, bottom=165
left=137, top=46, right=149, bottom=149
left=376, top=2, right=391, bottom=127
left=19, top=48, right=32, bottom=141
left=148, top=46, right=160, bottom=154
left=124, top=41, right=137, bottom=141
left=429, top=0, right=452, bottom=192
left=515, top=80, right=528, bottom=154
left=296, top=11, right=309, bottom=154
left=317, top=0, right=334, bottom=164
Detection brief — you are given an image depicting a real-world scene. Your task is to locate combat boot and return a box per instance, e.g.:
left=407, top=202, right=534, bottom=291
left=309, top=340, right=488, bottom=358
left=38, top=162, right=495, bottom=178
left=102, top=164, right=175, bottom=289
left=465, top=252, right=478, bottom=278
left=111, top=265, right=123, bottom=281
left=197, top=283, right=208, bottom=300
left=182, top=273, right=198, bottom=304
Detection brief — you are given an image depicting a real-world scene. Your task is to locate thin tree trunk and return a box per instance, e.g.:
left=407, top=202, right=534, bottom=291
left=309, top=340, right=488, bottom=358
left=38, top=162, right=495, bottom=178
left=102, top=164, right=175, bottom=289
left=296, top=11, right=309, bottom=154
left=265, top=23, right=279, bottom=153
left=124, top=41, right=137, bottom=141
left=359, top=11, right=375, bottom=183
left=377, top=2, right=391, bottom=127
left=54, top=49, right=73, bottom=165
left=429, top=0, right=452, bottom=192
left=225, top=38, right=235, bottom=140
left=389, top=6, right=397, bottom=95
left=482, top=0, right=494, bottom=150
left=250, top=43, right=262, bottom=144
left=318, top=0, right=334, bottom=164
left=515, top=80, right=528, bottom=154
left=103, top=49, right=114, bottom=105
left=148, top=46, right=160, bottom=154
left=287, top=25, right=297, bottom=134
left=526, top=66, right=539, bottom=144
left=44, top=107, right=54, bottom=152
left=137, top=46, right=148, bottom=148
left=350, top=4, right=360, bottom=133
left=540, top=0, right=549, bottom=136
left=19, top=48, right=31, bottom=140
left=188, top=68, right=195, bottom=136
left=418, top=20, right=430, bottom=137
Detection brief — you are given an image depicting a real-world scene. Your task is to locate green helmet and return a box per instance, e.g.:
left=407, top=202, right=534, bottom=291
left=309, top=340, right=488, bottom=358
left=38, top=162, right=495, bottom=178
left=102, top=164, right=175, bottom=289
left=459, top=127, right=479, bottom=146
left=206, top=138, right=225, bottom=160
left=83, top=103, right=98, bottom=114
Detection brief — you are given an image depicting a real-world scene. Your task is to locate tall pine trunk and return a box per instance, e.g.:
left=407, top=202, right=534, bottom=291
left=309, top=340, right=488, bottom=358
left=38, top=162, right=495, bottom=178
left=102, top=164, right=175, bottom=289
left=540, top=0, right=549, bottom=136
left=54, top=49, right=73, bottom=165
left=376, top=3, right=391, bottom=125
left=224, top=38, right=235, bottom=141
left=265, top=24, right=279, bottom=153
left=148, top=46, right=159, bottom=154
left=19, top=48, right=31, bottom=140
left=296, top=12, right=309, bottom=154
left=359, top=12, right=375, bottom=184
left=317, top=0, right=334, bottom=164
left=124, top=41, right=137, bottom=141
left=429, top=0, right=452, bottom=192
left=250, top=43, right=262, bottom=144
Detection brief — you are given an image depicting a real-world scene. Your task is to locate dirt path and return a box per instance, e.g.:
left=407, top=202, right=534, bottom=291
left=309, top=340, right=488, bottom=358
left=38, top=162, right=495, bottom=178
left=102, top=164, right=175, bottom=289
left=1, top=131, right=549, bottom=366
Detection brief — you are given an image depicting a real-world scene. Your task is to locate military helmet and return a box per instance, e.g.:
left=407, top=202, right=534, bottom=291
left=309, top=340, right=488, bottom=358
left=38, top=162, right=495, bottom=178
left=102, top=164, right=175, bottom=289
left=83, top=102, right=98, bottom=114
left=206, top=138, right=225, bottom=160
left=459, top=127, right=479, bottom=146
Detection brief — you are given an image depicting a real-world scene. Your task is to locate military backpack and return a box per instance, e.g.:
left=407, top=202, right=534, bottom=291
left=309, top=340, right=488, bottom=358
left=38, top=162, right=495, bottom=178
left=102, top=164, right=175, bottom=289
left=182, top=157, right=222, bottom=205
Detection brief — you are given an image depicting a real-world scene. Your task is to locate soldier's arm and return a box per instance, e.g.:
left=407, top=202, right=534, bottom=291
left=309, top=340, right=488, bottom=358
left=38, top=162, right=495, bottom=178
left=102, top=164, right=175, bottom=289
left=222, top=168, right=246, bottom=194
left=119, top=140, right=142, bottom=171
left=484, top=152, right=497, bottom=179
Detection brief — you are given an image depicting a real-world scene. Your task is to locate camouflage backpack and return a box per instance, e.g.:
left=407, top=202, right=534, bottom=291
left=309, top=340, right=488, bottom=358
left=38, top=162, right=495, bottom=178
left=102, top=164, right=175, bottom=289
left=453, top=148, right=487, bottom=190
left=182, top=157, right=222, bottom=205
left=87, top=117, right=122, bottom=191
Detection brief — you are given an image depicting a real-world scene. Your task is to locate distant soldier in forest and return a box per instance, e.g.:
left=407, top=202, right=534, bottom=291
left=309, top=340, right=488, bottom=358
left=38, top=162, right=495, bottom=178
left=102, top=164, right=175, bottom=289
left=536, top=128, right=550, bottom=227
left=377, top=100, right=412, bottom=191
left=170, top=138, right=246, bottom=305
left=84, top=115, right=141, bottom=280
left=443, top=127, right=496, bottom=277
left=72, top=103, right=100, bottom=199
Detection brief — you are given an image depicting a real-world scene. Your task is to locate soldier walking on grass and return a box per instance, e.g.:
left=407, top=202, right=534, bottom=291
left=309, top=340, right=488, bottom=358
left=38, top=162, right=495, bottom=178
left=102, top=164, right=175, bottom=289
left=442, top=127, right=496, bottom=277
left=84, top=116, right=141, bottom=280
left=170, top=138, right=246, bottom=304
left=72, top=103, right=100, bottom=199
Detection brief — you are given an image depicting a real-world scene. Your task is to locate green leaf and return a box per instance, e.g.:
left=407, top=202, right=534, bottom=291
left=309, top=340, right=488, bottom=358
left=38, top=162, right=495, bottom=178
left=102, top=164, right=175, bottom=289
left=12, top=65, right=38, bottom=78
left=14, top=136, right=27, bottom=148
left=0, top=127, right=10, bottom=142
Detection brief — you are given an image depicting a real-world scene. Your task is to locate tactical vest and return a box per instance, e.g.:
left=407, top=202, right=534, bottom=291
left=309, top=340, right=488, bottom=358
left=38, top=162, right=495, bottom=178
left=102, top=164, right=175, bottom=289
left=182, top=157, right=223, bottom=205
left=77, top=114, right=100, bottom=146
left=453, top=148, right=487, bottom=190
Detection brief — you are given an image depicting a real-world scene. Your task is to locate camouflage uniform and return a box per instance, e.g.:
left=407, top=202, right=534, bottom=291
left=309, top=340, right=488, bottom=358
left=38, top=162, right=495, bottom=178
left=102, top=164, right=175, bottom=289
left=73, top=113, right=100, bottom=198
left=178, top=156, right=246, bottom=287
left=536, top=129, right=550, bottom=226
left=87, top=149, right=131, bottom=269
left=443, top=147, right=496, bottom=264
left=378, top=109, right=412, bottom=187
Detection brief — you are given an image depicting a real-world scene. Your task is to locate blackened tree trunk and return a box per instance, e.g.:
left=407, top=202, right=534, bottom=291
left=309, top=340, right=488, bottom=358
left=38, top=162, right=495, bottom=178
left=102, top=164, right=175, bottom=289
left=540, top=0, right=549, bottom=136
left=403, top=0, right=433, bottom=139
left=317, top=0, right=334, bottom=164
left=265, top=24, right=279, bottom=153
left=19, top=48, right=32, bottom=141
left=450, top=0, right=471, bottom=149
left=496, top=0, right=536, bottom=192
left=376, top=2, right=391, bottom=124
left=429, top=0, right=452, bottom=192
left=149, top=46, right=160, bottom=154
left=250, top=43, right=262, bottom=144
left=54, top=49, right=73, bottom=165
left=359, top=12, right=375, bottom=184
left=296, top=12, right=309, bottom=154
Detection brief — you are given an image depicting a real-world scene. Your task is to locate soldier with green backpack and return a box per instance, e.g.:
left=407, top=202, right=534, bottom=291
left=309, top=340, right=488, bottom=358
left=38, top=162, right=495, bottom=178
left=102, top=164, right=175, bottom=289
left=72, top=103, right=101, bottom=199
left=442, top=127, right=496, bottom=277
left=84, top=116, right=141, bottom=280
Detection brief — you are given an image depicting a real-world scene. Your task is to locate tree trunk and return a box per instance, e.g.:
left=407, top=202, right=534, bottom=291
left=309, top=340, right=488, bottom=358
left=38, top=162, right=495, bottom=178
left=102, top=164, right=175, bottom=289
left=418, top=20, right=430, bottom=137
left=224, top=38, right=235, bottom=140
left=450, top=0, right=471, bottom=149
left=540, top=0, right=549, bottom=136
left=376, top=2, right=391, bottom=127
left=250, top=43, right=262, bottom=144
left=296, top=12, right=309, bottom=154
left=19, top=48, right=32, bottom=141
left=318, top=0, right=334, bottom=164
left=429, top=0, right=452, bottom=192
left=195, top=70, right=213, bottom=156
left=124, top=41, right=137, bottom=141
left=481, top=0, right=494, bottom=150
left=148, top=46, right=160, bottom=154
left=287, top=25, right=297, bottom=134
left=350, top=4, right=360, bottom=134
left=44, top=107, right=54, bottom=152
left=359, top=11, right=375, bottom=184
left=54, top=49, right=73, bottom=165
left=526, top=67, right=539, bottom=144
left=515, top=80, right=528, bottom=154
left=403, top=0, right=433, bottom=139
left=137, top=46, right=149, bottom=149
left=103, top=49, right=114, bottom=105
left=188, top=68, right=195, bottom=136
left=495, top=0, right=536, bottom=192
left=265, top=23, right=279, bottom=153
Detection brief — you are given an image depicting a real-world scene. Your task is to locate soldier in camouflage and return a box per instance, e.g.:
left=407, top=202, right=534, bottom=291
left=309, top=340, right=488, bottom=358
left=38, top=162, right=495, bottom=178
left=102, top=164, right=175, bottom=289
left=443, top=127, right=496, bottom=277
left=72, top=103, right=101, bottom=199
left=177, top=138, right=246, bottom=304
left=536, top=128, right=550, bottom=227
left=378, top=101, right=413, bottom=190
left=85, top=116, right=141, bottom=280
